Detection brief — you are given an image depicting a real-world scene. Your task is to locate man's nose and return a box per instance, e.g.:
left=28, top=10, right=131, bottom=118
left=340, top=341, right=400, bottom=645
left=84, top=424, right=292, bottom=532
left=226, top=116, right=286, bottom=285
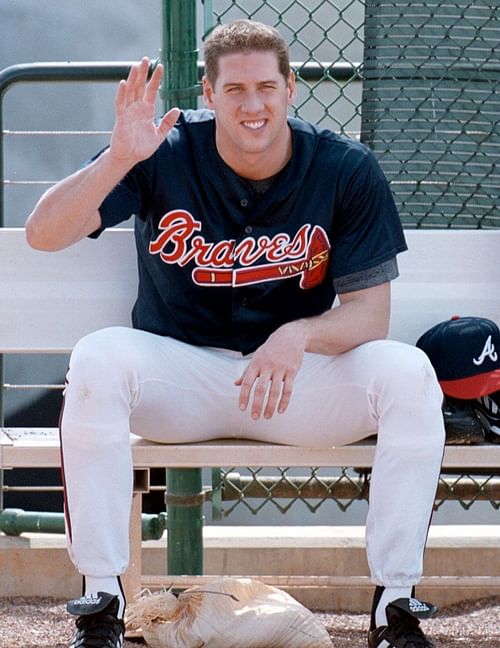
left=242, top=92, right=264, bottom=112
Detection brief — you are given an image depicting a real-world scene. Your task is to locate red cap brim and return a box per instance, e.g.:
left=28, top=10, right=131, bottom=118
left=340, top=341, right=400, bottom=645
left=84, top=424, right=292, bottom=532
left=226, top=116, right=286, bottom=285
left=440, top=370, right=500, bottom=399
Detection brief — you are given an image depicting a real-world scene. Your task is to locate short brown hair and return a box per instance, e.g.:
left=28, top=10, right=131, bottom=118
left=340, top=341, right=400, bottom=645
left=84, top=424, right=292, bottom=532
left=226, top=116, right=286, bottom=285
left=203, top=19, right=291, bottom=86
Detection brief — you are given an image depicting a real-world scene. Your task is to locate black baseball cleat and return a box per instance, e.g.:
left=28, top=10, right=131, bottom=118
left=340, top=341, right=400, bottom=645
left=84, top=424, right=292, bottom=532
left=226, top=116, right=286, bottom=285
left=473, top=391, right=500, bottom=443
left=66, top=592, right=125, bottom=648
left=368, top=597, right=438, bottom=647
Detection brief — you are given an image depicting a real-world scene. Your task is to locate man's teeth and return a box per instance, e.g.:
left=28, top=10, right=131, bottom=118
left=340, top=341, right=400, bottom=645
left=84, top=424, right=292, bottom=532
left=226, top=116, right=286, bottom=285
left=243, top=120, right=265, bottom=129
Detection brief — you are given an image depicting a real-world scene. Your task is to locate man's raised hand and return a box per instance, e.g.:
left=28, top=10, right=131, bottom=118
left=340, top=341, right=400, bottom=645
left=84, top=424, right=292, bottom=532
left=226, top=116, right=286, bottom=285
left=110, top=57, right=180, bottom=165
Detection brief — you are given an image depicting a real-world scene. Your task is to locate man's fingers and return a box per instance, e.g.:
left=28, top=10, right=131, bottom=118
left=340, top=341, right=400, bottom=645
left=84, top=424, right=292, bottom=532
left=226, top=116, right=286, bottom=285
left=123, top=59, right=149, bottom=105
left=262, top=371, right=295, bottom=419
left=124, top=62, right=139, bottom=105
left=115, top=80, right=127, bottom=116
left=250, top=376, right=270, bottom=420
left=277, top=375, right=294, bottom=414
left=158, top=107, right=181, bottom=138
left=135, top=57, right=151, bottom=102
left=263, top=377, right=284, bottom=419
left=144, top=63, right=163, bottom=104
left=236, top=355, right=298, bottom=419
left=236, top=368, right=254, bottom=411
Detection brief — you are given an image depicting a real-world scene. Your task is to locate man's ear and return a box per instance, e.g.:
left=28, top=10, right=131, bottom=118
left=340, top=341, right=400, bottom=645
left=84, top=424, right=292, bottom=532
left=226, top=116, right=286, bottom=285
left=202, top=76, right=215, bottom=108
left=287, top=70, right=297, bottom=105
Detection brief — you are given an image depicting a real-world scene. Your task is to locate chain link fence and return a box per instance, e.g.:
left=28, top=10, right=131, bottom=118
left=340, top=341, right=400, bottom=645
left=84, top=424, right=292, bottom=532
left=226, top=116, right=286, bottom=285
left=211, top=0, right=499, bottom=229
left=211, top=0, right=365, bottom=135
left=211, top=466, right=500, bottom=522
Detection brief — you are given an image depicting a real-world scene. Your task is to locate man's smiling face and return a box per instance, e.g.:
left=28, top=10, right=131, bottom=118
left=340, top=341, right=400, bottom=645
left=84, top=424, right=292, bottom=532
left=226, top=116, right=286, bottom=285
left=203, top=50, right=296, bottom=179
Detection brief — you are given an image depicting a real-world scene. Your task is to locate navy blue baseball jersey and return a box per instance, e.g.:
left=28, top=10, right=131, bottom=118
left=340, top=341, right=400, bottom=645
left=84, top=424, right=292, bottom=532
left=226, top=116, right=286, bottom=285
left=94, top=109, right=406, bottom=354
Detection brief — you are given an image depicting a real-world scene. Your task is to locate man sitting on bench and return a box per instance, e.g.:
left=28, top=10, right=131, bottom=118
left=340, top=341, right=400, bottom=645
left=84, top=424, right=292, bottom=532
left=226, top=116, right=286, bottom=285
left=26, top=19, right=445, bottom=648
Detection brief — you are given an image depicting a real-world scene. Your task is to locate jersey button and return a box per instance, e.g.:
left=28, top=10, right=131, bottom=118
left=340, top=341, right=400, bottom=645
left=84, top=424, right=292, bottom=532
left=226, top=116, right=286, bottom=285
left=240, top=198, right=248, bottom=207
left=244, top=225, right=253, bottom=234
left=241, top=297, right=248, bottom=306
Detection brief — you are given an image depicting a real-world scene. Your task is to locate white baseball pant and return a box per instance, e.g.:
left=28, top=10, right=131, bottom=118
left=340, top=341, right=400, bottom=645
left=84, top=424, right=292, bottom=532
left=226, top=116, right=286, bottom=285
left=59, top=326, right=445, bottom=587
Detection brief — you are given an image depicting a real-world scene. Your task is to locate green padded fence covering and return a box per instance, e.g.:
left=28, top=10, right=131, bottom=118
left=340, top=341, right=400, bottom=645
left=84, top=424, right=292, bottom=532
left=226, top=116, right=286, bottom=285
left=361, top=0, right=500, bottom=228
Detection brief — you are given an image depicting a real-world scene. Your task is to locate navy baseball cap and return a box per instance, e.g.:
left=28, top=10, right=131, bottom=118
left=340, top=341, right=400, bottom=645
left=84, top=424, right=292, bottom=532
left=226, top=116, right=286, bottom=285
left=416, top=316, right=500, bottom=399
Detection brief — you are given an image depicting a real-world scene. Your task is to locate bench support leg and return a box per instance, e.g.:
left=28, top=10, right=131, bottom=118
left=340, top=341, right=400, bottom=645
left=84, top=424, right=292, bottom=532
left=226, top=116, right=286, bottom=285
left=166, top=468, right=204, bottom=576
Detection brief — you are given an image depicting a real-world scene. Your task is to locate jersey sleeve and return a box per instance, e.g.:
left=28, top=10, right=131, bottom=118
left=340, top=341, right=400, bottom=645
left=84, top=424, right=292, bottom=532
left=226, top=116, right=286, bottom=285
left=334, top=257, right=399, bottom=293
left=87, top=149, right=151, bottom=238
left=331, top=146, right=407, bottom=280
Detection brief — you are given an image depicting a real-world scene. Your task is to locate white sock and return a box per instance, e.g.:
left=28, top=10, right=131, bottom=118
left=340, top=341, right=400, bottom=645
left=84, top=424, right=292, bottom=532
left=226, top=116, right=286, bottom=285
left=375, top=586, right=412, bottom=626
left=84, top=576, right=126, bottom=618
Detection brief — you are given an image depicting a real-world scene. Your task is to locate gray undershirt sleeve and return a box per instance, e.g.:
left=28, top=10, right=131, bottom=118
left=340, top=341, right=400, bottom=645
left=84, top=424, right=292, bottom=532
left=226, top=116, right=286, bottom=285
left=333, top=257, right=399, bottom=294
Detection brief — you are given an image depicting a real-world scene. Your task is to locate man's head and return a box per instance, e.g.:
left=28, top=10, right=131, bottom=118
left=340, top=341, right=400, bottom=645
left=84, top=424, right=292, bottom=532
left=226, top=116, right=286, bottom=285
left=202, top=20, right=296, bottom=179
left=203, top=19, right=291, bottom=87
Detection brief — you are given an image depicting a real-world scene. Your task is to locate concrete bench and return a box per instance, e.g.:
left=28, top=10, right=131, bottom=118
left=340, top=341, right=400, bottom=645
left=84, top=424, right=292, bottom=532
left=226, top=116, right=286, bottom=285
left=1, top=226, right=500, bottom=601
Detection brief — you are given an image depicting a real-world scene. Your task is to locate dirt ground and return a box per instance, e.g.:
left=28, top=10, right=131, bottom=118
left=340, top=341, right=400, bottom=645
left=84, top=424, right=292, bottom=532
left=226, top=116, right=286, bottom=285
left=0, top=595, right=499, bottom=647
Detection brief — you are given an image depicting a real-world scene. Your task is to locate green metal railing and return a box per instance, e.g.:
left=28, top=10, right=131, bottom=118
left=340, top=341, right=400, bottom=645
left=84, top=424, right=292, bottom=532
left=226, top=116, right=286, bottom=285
left=161, top=0, right=205, bottom=577
left=0, top=508, right=167, bottom=541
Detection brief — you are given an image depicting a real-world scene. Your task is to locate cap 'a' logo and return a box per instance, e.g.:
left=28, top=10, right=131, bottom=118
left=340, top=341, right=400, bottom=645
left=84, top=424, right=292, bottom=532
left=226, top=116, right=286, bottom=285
left=473, top=335, right=498, bottom=366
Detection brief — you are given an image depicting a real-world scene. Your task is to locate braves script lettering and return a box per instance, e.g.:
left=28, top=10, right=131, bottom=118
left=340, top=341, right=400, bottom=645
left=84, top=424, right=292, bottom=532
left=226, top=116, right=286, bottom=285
left=149, top=209, right=331, bottom=288
left=473, top=335, right=498, bottom=366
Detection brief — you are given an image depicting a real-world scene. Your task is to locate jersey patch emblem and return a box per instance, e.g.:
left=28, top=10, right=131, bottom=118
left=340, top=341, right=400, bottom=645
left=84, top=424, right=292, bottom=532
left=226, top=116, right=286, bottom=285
left=149, top=209, right=331, bottom=290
